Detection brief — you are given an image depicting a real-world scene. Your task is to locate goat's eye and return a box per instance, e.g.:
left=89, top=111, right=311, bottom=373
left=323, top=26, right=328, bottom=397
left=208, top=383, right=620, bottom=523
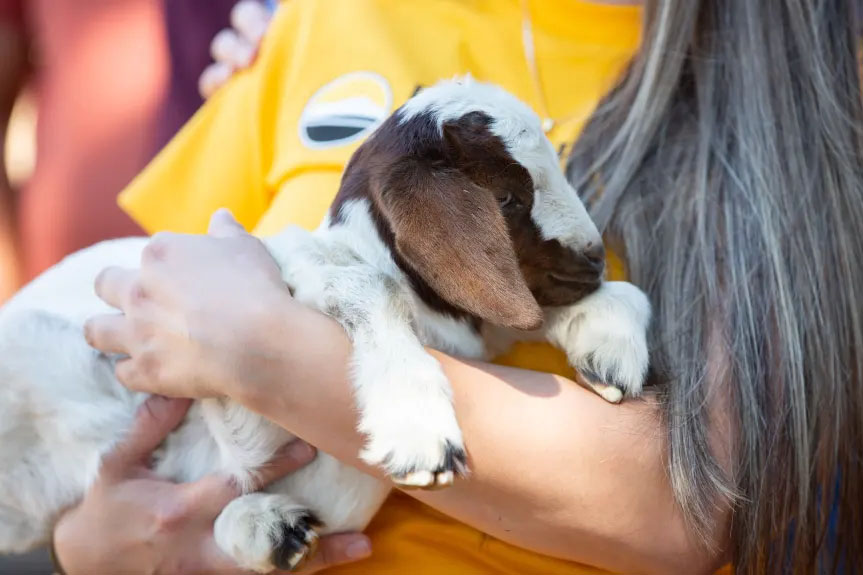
left=499, top=193, right=522, bottom=209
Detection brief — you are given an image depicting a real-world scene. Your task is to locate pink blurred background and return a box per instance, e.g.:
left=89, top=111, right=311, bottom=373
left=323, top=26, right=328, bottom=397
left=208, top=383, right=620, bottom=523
left=0, top=0, right=244, bottom=301
left=0, top=0, right=244, bottom=571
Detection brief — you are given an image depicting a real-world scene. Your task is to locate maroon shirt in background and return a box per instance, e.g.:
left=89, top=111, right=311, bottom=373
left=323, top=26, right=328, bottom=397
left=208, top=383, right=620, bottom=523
left=158, top=0, right=240, bottom=148
left=0, top=0, right=22, bottom=24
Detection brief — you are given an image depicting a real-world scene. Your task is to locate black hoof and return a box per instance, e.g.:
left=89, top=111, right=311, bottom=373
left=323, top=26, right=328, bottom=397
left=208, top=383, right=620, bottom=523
left=271, top=511, right=323, bottom=572
left=390, top=441, right=469, bottom=489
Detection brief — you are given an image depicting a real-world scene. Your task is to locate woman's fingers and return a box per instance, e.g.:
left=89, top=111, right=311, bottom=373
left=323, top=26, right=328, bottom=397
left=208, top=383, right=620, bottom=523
left=200, top=1, right=272, bottom=99
left=84, top=313, right=132, bottom=355
left=208, top=208, right=248, bottom=238
left=114, top=356, right=156, bottom=394
left=199, top=61, right=234, bottom=99
left=231, top=0, right=272, bottom=45
left=101, top=396, right=193, bottom=478
left=188, top=440, right=318, bottom=516
left=94, top=266, right=141, bottom=311
left=288, top=533, right=373, bottom=573
left=210, top=28, right=255, bottom=70
left=250, top=441, right=318, bottom=489
left=89, top=266, right=150, bottom=356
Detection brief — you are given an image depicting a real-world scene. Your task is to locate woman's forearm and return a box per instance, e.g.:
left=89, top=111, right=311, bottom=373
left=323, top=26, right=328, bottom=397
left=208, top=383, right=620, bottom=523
left=237, top=304, right=728, bottom=575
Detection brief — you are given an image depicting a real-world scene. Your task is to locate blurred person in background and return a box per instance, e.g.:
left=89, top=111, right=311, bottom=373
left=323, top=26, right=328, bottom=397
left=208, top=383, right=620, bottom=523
left=0, top=1, right=257, bottom=573
left=3, top=0, right=269, bottom=304
left=16, top=0, right=167, bottom=280
left=14, top=0, right=243, bottom=284
left=0, top=0, right=26, bottom=302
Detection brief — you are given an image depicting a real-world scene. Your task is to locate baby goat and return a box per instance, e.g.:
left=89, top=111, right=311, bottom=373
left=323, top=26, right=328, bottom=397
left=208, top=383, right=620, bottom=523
left=0, top=78, right=651, bottom=572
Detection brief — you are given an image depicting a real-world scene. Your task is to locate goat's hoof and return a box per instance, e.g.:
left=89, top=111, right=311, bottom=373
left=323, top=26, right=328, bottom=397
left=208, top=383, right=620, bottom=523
left=358, top=383, right=469, bottom=490
left=393, top=469, right=456, bottom=489
left=272, top=512, right=322, bottom=572
left=393, top=468, right=454, bottom=490
left=548, top=281, right=651, bottom=403
left=389, top=441, right=468, bottom=490
left=576, top=367, right=625, bottom=404
left=362, top=434, right=468, bottom=491
left=214, top=493, right=323, bottom=573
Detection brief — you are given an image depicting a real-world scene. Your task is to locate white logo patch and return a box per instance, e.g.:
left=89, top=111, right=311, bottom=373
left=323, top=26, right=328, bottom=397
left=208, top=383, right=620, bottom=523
left=299, top=72, right=392, bottom=149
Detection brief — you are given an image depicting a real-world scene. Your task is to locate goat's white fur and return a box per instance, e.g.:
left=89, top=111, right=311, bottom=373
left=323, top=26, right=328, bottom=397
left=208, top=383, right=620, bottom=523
left=400, top=76, right=602, bottom=253
left=0, top=79, right=650, bottom=571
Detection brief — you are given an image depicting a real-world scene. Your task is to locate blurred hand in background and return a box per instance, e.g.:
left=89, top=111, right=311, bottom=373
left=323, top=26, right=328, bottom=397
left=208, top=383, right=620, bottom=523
left=199, top=0, right=274, bottom=99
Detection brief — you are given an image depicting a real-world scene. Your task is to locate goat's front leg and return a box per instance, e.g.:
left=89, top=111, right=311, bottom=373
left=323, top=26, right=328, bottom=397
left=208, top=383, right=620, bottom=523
left=339, top=281, right=467, bottom=489
left=544, top=281, right=652, bottom=403
left=274, top=235, right=467, bottom=489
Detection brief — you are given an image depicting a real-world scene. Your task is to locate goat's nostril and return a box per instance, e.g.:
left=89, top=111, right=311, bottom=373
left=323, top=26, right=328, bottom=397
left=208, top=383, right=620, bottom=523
left=584, top=243, right=606, bottom=267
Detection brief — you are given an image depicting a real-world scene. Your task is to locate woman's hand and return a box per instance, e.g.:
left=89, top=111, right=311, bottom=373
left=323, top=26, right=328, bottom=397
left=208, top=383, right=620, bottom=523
left=53, top=395, right=372, bottom=575
left=199, top=0, right=274, bottom=99
left=85, top=210, right=300, bottom=400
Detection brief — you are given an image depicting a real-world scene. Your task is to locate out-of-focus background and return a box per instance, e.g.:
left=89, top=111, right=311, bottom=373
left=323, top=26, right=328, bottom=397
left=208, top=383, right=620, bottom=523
left=0, top=0, right=247, bottom=571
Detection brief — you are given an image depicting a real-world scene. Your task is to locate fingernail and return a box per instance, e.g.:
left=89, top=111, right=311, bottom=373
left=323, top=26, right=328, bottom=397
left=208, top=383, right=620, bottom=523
left=139, top=395, right=168, bottom=419
left=283, top=440, right=316, bottom=462
left=141, top=395, right=189, bottom=417
left=82, top=319, right=95, bottom=346
left=146, top=394, right=169, bottom=409
left=345, top=538, right=372, bottom=560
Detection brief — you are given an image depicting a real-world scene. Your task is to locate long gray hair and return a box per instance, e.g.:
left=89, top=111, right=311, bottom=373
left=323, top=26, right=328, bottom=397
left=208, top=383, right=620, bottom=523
left=569, top=1, right=863, bottom=572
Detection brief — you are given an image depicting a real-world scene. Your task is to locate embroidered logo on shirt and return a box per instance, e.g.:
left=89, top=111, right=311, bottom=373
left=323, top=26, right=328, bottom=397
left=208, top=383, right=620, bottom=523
left=299, top=72, right=392, bottom=149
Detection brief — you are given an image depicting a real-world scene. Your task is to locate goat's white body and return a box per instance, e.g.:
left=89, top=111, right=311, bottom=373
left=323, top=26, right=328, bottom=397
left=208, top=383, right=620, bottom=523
left=0, top=80, right=653, bottom=572
left=0, top=199, right=650, bottom=571
left=0, top=197, right=486, bottom=570
left=0, top=227, right=389, bottom=570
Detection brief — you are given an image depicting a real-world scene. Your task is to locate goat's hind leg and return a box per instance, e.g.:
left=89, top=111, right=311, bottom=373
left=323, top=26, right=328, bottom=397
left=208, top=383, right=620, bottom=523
left=193, top=398, right=322, bottom=572
left=213, top=450, right=390, bottom=573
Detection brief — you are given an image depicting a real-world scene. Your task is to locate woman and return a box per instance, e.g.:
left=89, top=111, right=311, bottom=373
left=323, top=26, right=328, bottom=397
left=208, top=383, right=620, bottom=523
left=55, top=0, right=863, bottom=573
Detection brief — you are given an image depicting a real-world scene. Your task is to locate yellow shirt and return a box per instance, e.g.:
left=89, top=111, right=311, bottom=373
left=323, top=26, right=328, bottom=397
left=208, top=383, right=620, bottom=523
left=120, top=1, right=731, bottom=573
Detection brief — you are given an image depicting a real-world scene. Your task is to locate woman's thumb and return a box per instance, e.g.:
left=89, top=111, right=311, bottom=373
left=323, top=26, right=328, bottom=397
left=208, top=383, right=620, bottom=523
left=102, top=396, right=192, bottom=477
left=208, top=208, right=248, bottom=238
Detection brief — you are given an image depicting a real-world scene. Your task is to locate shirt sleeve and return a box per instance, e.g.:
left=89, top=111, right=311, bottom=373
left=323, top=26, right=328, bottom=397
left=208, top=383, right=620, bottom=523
left=118, top=2, right=301, bottom=235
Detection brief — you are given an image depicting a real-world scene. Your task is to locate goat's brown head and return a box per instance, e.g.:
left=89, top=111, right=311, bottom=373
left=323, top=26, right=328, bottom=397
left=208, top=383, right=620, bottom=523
left=331, top=78, right=604, bottom=331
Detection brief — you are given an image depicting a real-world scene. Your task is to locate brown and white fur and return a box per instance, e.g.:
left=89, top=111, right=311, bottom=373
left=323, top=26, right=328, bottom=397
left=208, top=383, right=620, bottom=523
left=0, top=78, right=650, bottom=572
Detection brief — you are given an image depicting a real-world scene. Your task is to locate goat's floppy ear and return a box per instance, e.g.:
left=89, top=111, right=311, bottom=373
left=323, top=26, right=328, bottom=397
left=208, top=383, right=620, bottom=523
left=376, top=162, right=543, bottom=330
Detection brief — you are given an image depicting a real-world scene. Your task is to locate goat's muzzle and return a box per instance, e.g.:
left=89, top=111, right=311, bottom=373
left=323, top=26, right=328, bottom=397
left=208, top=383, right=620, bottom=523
left=524, top=243, right=605, bottom=307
